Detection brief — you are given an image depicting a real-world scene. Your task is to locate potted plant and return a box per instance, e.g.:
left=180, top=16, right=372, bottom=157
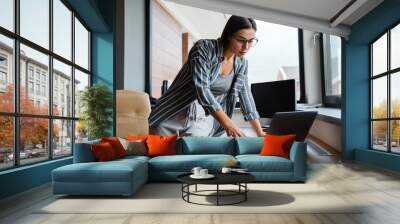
left=79, top=84, right=113, bottom=140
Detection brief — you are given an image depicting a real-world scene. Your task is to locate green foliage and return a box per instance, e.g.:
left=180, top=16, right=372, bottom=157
left=373, top=99, right=400, bottom=140
left=79, top=84, right=113, bottom=140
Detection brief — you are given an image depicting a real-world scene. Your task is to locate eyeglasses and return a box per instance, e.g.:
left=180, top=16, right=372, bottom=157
left=233, top=36, right=259, bottom=47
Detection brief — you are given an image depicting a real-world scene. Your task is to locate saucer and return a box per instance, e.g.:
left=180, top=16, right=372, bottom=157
left=190, top=174, right=215, bottom=179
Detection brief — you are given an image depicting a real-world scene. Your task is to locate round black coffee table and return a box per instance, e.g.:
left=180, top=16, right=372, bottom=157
left=177, top=173, right=255, bottom=206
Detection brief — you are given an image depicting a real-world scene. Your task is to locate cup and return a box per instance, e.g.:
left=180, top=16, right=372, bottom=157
left=191, top=167, right=202, bottom=176
left=221, top=167, right=232, bottom=174
left=199, top=169, right=208, bottom=176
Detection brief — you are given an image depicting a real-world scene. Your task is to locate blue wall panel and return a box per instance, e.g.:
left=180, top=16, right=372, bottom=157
left=0, top=158, right=72, bottom=199
left=344, top=0, right=400, bottom=171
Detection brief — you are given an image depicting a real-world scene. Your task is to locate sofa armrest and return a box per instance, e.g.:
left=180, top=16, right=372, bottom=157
left=289, top=141, right=307, bottom=181
left=73, top=140, right=100, bottom=163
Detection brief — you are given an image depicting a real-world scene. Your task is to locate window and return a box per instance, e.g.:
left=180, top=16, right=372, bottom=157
left=246, top=21, right=303, bottom=102
left=35, top=70, right=40, bottom=81
left=0, top=0, right=91, bottom=170
left=36, top=83, right=40, bottom=95
left=74, top=18, right=89, bottom=70
left=42, top=85, right=46, bottom=97
left=0, top=71, right=6, bottom=85
left=370, top=23, right=400, bottom=154
left=0, top=55, right=7, bottom=67
left=53, top=59, right=72, bottom=117
left=74, top=69, right=89, bottom=119
left=20, top=0, right=49, bottom=49
left=0, top=0, right=14, bottom=32
left=53, top=0, right=72, bottom=60
left=28, top=67, right=34, bottom=80
left=28, top=81, right=34, bottom=94
left=321, top=34, right=342, bottom=108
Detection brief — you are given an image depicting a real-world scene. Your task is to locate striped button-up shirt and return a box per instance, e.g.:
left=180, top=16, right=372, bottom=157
left=149, top=38, right=259, bottom=136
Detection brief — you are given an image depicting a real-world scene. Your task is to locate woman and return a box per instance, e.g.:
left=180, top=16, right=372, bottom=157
left=149, top=15, right=264, bottom=137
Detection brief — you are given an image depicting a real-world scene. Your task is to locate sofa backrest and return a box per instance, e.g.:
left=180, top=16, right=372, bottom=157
left=116, top=90, right=151, bottom=137
left=235, top=137, right=264, bottom=155
left=73, top=140, right=100, bottom=163
left=178, top=137, right=236, bottom=155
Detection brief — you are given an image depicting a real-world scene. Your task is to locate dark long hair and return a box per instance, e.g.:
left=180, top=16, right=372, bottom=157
left=220, top=15, right=257, bottom=48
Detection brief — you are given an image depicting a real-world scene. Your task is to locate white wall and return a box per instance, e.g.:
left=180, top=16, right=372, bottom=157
left=303, top=30, right=322, bottom=105
left=124, top=0, right=146, bottom=91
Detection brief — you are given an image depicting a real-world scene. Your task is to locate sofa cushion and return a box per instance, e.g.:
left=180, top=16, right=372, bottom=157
left=146, top=135, right=177, bottom=157
left=259, top=134, right=296, bottom=159
left=73, top=140, right=100, bottom=163
left=101, top=137, right=127, bottom=158
left=91, top=142, right=118, bottom=161
left=53, top=158, right=148, bottom=183
left=236, top=155, right=293, bottom=172
left=179, top=137, right=235, bottom=155
left=235, top=137, right=263, bottom=155
left=148, top=154, right=235, bottom=172
left=118, top=138, right=147, bottom=156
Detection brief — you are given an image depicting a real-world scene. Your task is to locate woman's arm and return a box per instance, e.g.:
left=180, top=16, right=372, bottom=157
left=237, top=59, right=264, bottom=136
left=249, top=119, right=265, bottom=137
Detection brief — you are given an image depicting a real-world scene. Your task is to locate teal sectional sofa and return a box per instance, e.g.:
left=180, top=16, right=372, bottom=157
left=52, top=137, right=307, bottom=196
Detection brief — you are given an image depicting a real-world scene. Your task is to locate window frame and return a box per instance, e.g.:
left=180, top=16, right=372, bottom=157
left=319, top=33, right=343, bottom=108
left=0, top=0, right=92, bottom=171
left=369, top=20, right=400, bottom=154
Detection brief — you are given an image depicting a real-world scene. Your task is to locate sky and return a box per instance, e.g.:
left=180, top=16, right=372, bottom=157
left=245, top=20, right=299, bottom=84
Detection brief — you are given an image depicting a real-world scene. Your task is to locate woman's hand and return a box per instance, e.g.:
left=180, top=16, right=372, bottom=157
left=223, top=122, right=246, bottom=137
left=249, top=119, right=265, bottom=137
left=211, top=110, right=246, bottom=137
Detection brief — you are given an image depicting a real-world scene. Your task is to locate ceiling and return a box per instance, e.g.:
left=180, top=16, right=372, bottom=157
left=225, top=0, right=353, bottom=24
left=164, top=0, right=384, bottom=37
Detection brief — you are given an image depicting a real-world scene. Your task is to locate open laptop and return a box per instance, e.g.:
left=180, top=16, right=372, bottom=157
left=266, top=111, right=318, bottom=142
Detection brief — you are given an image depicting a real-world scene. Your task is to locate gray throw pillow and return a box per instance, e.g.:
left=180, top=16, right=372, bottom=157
left=119, top=138, right=147, bottom=156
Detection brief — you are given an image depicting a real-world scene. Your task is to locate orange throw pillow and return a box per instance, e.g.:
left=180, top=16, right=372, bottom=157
left=146, top=135, right=177, bottom=157
left=91, top=142, right=117, bottom=161
left=101, top=137, right=126, bottom=158
left=124, top=135, right=148, bottom=141
left=259, top=134, right=296, bottom=159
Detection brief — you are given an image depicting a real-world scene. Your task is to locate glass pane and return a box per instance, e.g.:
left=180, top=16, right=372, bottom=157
left=53, top=59, right=72, bottom=117
left=0, top=34, right=14, bottom=112
left=0, top=0, right=14, bottom=31
left=53, top=0, right=72, bottom=60
left=391, top=72, right=400, bottom=118
left=372, top=77, right=387, bottom=119
left=20, top=0, right=49, bottom=49
left=74, top=69, right=89, bottom=118
left=20, top=117, right=49, bottom=165
left=20, top=44, right=49, bottom=115
left=323, top=35, right=342, bottom=96
left=391, top=120, right=400, bottom=153
left=75, top=18, right=89, bottom=70
left=0, top=116, right=14, bottom=170
left=53, top=119, right=72, bottom=158
left=75, top=120, right=88, bottom=143
left=372, top=121, right=388, bottom=151
left=242, top=21, right=300, bottom=101
left=392, top=24, right=400, bottom=70
left=372, top=33, right=387, bottom=76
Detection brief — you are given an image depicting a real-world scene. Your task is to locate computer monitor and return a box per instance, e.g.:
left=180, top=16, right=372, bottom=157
left=251, top=79, right=296, bottom=118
